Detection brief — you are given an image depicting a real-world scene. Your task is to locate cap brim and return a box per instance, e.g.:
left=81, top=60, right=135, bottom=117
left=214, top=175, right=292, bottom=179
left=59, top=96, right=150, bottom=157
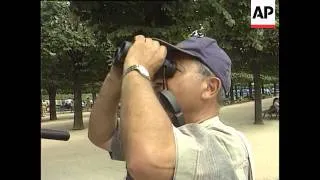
left=152, top=38, right=196, bottom=58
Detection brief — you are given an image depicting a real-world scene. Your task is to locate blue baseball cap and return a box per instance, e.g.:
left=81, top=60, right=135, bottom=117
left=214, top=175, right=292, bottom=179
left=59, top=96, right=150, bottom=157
left=153, top=36, right=232, bottom=94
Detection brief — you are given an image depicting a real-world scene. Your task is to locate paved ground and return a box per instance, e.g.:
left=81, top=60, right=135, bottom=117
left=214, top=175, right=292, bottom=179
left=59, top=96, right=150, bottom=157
left=41, top=111, right=91, bottom=122
left=41, top=98, right=279, bottom=180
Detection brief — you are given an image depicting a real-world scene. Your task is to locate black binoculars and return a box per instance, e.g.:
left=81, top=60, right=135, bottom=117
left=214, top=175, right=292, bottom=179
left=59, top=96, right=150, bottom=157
left=112, top=39, right=185, bottom=127
left=113, top=40, right=177, bottom=79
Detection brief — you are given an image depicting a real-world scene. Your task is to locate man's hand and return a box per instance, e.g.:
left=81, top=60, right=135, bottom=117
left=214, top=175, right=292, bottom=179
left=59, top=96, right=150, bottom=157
left=124, top=35, right=167, bottom=79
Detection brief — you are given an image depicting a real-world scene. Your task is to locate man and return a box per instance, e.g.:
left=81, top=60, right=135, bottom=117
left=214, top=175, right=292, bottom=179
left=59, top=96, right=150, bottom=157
left=85, top=97, right=91, bottom=111
left=88, top=35, right=254, bottom=180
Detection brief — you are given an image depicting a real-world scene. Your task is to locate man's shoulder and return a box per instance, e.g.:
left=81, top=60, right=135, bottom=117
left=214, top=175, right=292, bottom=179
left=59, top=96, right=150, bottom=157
left=177, top=116, right=242, bottom=138
left=175, top=117, right=249, bottom=156
left=173, top=117, right=251, bottom=180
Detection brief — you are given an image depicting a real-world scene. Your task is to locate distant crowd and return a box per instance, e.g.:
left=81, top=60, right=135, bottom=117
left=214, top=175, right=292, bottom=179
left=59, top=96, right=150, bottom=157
left=41, top=97, right=94, bottom=116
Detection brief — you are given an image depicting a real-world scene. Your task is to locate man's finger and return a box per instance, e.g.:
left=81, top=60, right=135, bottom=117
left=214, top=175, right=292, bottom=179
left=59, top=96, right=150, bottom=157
left=134, top=35, right=145, bottom=42
left=145, top=38, right=153, bottom=45
left=156, top=45, right=167, bottom=60
left=152, top=40, right=160, bottom=49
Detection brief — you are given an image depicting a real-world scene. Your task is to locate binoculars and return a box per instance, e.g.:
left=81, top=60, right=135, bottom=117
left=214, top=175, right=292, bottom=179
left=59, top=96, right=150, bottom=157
left=113, top=40, right=177, bottom=79
left=112, top=39, right=185, bottom=127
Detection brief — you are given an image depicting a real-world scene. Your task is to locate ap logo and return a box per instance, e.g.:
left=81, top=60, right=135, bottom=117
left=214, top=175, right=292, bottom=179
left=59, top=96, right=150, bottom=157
left=251, top=0, right=276, bottom=29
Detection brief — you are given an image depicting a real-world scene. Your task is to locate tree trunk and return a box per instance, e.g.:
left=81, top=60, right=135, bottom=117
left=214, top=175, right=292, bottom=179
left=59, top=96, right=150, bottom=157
left=249, top=82, right=253, bottom=99
left=240, top=86, right=243, bottom=97
left=252, top=60, right=263, bottom=125
left=262, top=83, right=265, bottom=95
left=40, top=97, right=42, bottom=118
left=273, top=82, right=277, bottom=96
left=230, top=82, right=234, bottom=103
left=92, top=92, right=96, bottom=103
left=225, top=89, right=229, bottom=98
left=73, top=72, right=84, bottom=130
left=48, top=86, right=57, bottom=120
left=235, top=84, right=239, bottom=100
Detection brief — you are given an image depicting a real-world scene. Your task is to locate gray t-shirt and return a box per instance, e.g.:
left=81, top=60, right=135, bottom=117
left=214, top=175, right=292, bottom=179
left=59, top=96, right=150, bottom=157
left=110, top=116, right=254, bottom=180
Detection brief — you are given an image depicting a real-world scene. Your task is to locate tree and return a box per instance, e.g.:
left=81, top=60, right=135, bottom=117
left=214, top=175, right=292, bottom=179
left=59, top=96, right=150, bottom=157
left=71, top=1, right=206, bottom=47
left=41, top=1, right=71, bottom=120
left=41, top=1, right=112, bottom=129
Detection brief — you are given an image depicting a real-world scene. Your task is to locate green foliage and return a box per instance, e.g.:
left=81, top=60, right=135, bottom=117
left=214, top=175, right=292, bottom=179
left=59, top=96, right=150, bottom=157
left=71, top=0, right=278, bottom=67
left=232, top=72, right=278, bottom=84
left=232, top=72, right=253, bottom=83
left=70, top=0, right=278, bottom=82
left=71, top=1, right=198, bottom=44
left=260, top=75, right=278, bottom=83
left=41, top=1, right=112, bottom=91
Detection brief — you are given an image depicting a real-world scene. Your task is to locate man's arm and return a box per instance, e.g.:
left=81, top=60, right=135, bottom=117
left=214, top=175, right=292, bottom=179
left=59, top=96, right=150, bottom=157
left=121, top=71, right=175, bottom=180
left=88, top=67, right=122, bottom=151
left=120, top=36, right=176, bottom=179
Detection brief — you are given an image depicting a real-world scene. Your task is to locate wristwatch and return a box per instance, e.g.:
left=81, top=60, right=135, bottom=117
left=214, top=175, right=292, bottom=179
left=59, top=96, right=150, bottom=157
left=123, top=64, right=151, bottom=80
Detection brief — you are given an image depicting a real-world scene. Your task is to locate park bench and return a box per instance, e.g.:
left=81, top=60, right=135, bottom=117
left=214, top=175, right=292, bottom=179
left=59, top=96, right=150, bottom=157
left=262, top=105, right=279, bottom=119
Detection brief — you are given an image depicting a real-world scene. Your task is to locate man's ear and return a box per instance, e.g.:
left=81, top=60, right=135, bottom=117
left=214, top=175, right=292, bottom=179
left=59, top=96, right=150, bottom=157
left=201, top=77, right=221, bottom=99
